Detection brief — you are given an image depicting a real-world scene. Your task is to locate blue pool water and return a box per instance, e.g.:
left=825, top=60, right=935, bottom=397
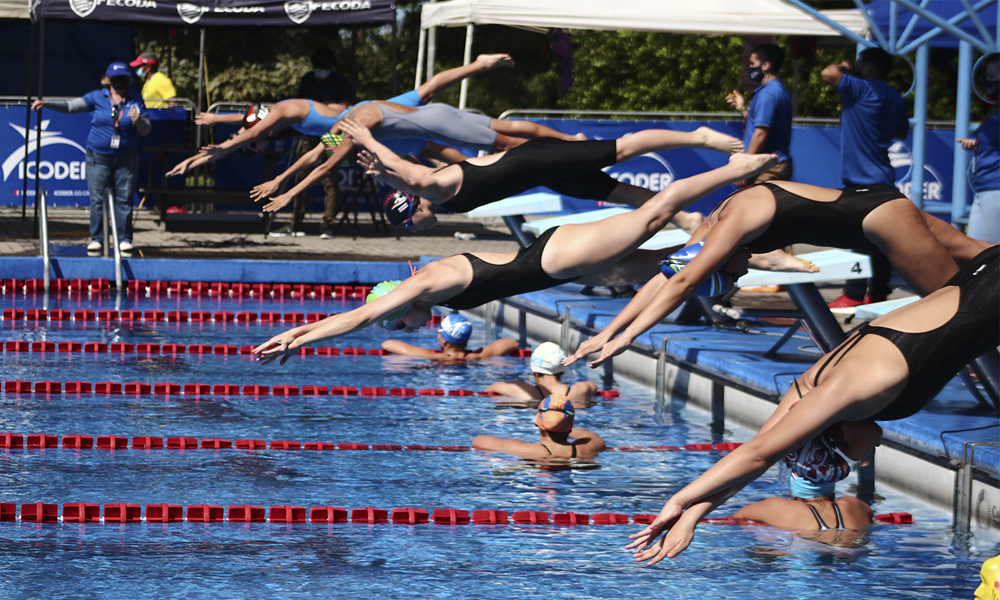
left=0, top=292, right=997, bottom=598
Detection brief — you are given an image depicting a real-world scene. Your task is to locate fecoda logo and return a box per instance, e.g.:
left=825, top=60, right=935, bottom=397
left=69, top=0, right=157, bottom=17
left=889, top=140, right=945, bottom=201
left=2, top=121, right=86, bottom=183
left=285, top=0, right=372, bottom=23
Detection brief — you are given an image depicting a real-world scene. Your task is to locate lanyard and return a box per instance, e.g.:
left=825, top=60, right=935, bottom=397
left=110, top=94, right=126, bottom=134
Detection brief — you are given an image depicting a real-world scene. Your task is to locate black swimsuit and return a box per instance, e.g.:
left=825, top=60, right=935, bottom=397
left=812, top=245, right=999, bottom=421
left=540, top=443, right=577, bottom=458
left=725, top=182, right=907, bottom=254
left=806, top=503, right=846, bottom=530
left=440, top=228, right=579, bottom=310
left=441, top=138, right=620, bottom=214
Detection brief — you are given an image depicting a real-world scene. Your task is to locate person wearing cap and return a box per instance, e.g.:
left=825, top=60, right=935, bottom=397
left=381, top=314, right=518, bottom=361
left=130, top=52, right=176, bottom=109
left=473, top=394, right=605, bottom=460
left=31, top=62, right=150, bottom=257
left=486, top=342, right=596, bottom=402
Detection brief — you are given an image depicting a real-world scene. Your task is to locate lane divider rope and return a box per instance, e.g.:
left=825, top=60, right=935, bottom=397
left=1, top=309, right=450, bottom=328
left=3, top=279, right=376, bottom=299
left=1, top=340, right=534, bottom=359
left=0, top=432, right=721, bottom=453
left=0, top=502, right=914, bottom=525
left=1, top=380, right=611, bottom=398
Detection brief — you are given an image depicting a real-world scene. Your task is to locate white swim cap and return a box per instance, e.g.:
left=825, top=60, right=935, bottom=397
left=530, top=342, right=566, bottom=375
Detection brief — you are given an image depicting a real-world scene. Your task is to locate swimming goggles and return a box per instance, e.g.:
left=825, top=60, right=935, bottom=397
left=399, top=199, right=416, bottom=230
left=537, top=406, right=575, bottom=417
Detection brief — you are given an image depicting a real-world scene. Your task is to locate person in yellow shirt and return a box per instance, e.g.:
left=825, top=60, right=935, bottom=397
left=130, top=52, right=176, bottom=108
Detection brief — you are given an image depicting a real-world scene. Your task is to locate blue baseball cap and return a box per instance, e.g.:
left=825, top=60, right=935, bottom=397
left=106, top=62, right=131, bottom=78
left=438, top=314, right=472, bottom=345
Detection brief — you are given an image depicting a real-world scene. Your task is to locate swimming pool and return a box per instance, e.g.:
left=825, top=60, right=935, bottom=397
left=1, top=288, right=996, bottom=598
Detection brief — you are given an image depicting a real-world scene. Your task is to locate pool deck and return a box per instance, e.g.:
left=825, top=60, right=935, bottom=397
left=3, top=205, right=998, bottom=531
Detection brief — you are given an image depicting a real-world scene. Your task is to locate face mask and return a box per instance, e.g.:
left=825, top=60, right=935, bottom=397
left=136, top=67, right=147, bottom=78
left=748, top=65, right=764, bottom=82
left=314, top=69, right=331, bottom=80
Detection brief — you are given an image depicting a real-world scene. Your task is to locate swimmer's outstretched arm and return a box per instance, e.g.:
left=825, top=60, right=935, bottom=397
left=563, top=273, right=668, bottom=366
left=588, top=221, right=749, bottom=368
left=262, top=138, right=357, bottom=213
left=253, top=261, right=466, bottom=365
left=201, top=105, right=299, bottom=162
left=252, top=142, right=325, bottom=202
left=165, top=152, right=212, bottom=177
left=342, top=119, right=460, bottom=201
left=380, top=339, right=443, bottom=359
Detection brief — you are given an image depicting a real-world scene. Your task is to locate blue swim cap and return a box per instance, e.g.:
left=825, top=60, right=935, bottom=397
left=789, top=474, right=836, bottom=499
left=438, top=314, right=472, bottom=345
left=659, top=241, right=736, bottom=297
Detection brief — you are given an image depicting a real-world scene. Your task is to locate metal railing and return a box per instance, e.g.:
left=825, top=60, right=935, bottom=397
left=954, top=441, right=1000, bottom=533
left=104, top=188, right=123, bottom=291
left=38, top=187, right=50, bottom=292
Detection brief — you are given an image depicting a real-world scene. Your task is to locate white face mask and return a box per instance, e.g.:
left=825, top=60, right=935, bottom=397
left=136, top=67, right=147, bottom=78
left=314, top=69, right=331, bottom=80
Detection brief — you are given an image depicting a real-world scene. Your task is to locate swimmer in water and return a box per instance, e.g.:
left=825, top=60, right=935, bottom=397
left=625, top=247, right=998, bottom=564
left=381, top=313, right=518, bottom=361
left=486, top=342, right=596, bottom=402
left=473, top=394, right=605, bottom=460
left=251, top=153, right=780, bottom=365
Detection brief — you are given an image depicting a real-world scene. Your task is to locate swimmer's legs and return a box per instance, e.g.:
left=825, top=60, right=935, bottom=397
left=489, top=119, right=585, bottom=148
left=607, top=183, right=703, bottom=233
left=863, top=198, right=960, bottom=295
left=543, top=153, right=778, bottom=279
left=415, top=54, right=514, bottom=103
left=614, top=127, right=743, bottom=162
left=918, top=210, right=993, bottom=267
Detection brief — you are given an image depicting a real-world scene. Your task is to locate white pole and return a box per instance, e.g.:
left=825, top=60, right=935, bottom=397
left=458, top=24, right=474, bottom=110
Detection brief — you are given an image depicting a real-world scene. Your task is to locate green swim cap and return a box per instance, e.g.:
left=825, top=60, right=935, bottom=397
left=366, top=280, right=411, bottom=329
left=321, top=132, right=353, bottom=165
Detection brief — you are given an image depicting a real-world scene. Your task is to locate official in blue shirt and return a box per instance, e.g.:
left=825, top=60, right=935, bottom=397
left=727, top=44, right=793, bottom=187
left=32, top=62, right=150, bottom=256
left=822, top=48, right=909, bottom=308
left=959, top=103, right=999, bottom=243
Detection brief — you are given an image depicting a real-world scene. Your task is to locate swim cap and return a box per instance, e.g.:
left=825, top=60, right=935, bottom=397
left=783, top=435, right=853, bottom=486
left=975, top=554, right=1000, bottom=600
left=789, top=474, right=835, bottom=499
left=438, top=314, right=472, bottom=345
left=530, top=342, right=565, bottom=375
left=384, top=191, right=416, bottom=229
left=659, top=242, right=736, bottom=297
left=243, top=103, right=269, bottom=129
left=535, top=394, right=575, bottom=432
left=365, top=280, right=411, bottom=329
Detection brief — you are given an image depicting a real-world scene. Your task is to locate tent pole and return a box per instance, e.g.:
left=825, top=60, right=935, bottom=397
left=458, top=24, right=474, bottom=110
left=391, top=16, right=398, bottom=95
left=415, top=28, right=426, bottom=88
left=427, top=17, right=436, bottom=79
left=909, top=43, right=929, bottom=210
left=167, top=27, right=173, bottom=80
left=195, top=27, right=205, bottom=150
left=950, top=41, right=973, bottom=226
left=22, top=20, right=35, bottom=221
left=33, top=17, right=46, bottom=239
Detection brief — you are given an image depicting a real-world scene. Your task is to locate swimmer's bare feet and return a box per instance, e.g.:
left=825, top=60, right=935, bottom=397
left=748, top=249, right=820, bottom=273
left=697, top=126, right=743, bottom=155
left=729, top=153, right=779, bottom=178
left=670, top=210, right=704, bottom=234
left=476, top=53, right=514, bottom=70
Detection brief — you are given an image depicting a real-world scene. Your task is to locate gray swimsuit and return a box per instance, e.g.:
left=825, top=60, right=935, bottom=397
left=373, top=103, right=497, bottom=153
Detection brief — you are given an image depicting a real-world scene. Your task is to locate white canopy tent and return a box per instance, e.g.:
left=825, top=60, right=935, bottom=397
left=0, top=0, right=28, bottom=19
left=416, top=0, right=869, bottom=108
left=421, top=0, right=867, bottom=36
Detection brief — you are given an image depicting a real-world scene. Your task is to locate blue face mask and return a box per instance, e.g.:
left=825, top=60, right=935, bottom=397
left=748, top=65, right=765, bottom=82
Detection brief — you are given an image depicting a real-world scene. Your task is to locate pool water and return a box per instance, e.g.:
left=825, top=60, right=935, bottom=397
left=0, top=292, right=996, bottom=598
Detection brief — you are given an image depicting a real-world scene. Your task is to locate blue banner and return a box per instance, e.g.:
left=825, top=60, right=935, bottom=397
left=0, top=106, right=965, bottom=219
